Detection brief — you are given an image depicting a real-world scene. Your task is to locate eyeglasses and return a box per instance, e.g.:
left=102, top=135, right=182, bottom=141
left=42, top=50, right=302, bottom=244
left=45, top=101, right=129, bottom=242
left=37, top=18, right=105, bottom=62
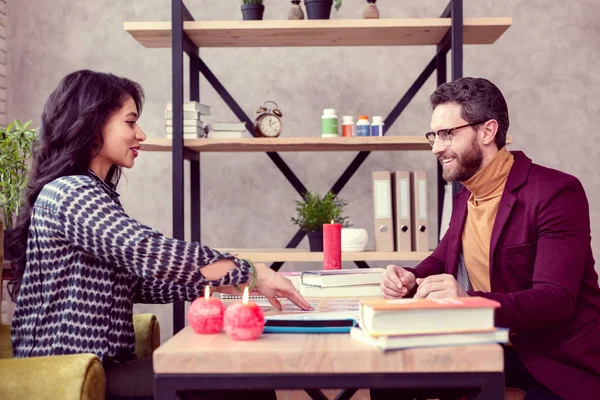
left=425, top=121, right=487, bottom=147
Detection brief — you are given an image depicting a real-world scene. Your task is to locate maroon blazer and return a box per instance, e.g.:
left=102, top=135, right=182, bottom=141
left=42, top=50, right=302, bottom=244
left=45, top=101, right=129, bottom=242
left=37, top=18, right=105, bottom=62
left=410, top=151, right=600, bottom=399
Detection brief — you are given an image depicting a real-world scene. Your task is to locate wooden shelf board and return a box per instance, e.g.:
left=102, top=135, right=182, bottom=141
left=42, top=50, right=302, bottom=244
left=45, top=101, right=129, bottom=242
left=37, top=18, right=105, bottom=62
left=124, top=18, right=512, bottom=48
left=216, top=249, right=432, bottom=263
left=139, top=135, right=513, bottom=153
left=141, top=136, right=431, bottom=152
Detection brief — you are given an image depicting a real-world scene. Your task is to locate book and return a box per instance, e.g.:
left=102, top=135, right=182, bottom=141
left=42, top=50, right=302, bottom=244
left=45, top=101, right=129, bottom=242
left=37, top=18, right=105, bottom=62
left=350, top=326, right=509, bottom=351
left=165, top=126, right=203, bottom=135
left=205, top=122, right=246, bottom=132
left=165, top=101, right=211, bottom=115
left=299, top=283, right=382, bottom=298
left=165, top=110, right=201, bottom=120
left=165, top=119, right=204, bottom=127
left=264, top=319, right=356, bottom=334
left=301, top=268, right=385, bottom=288
left=281, top=271, right=301, bottom=290
left=360, top=297, right=500, bottom=336
left=166, top=133, right=203, bottom=140
left=206, top=131, right=244, bottom=139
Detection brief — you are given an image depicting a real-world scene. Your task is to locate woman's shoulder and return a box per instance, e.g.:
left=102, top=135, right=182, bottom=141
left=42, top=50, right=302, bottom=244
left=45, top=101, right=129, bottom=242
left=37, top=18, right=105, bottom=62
left=36, top=174, right=101, bottom=208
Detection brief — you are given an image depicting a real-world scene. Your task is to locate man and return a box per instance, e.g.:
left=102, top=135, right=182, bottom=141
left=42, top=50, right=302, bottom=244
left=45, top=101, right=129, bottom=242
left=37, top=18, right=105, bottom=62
left=376, top=77, right=600, bottom=400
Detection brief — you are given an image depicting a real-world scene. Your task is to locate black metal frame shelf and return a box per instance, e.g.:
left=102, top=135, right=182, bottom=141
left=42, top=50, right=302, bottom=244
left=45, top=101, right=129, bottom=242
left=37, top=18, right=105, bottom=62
left=132, top=0, right=505, bottom=334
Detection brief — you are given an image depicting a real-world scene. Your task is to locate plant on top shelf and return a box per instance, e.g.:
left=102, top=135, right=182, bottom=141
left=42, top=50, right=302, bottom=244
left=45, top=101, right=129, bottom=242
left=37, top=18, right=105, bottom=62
left=304, top=0, right=342, bottom=20
left=291, top=191, right=351, bottom=251
left=240, top=0, right=265, bottom=21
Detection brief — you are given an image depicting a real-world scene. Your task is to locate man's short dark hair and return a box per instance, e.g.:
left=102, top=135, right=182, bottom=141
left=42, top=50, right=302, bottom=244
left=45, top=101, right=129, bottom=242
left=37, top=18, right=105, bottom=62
left=430, top=77, right=509, bottom=149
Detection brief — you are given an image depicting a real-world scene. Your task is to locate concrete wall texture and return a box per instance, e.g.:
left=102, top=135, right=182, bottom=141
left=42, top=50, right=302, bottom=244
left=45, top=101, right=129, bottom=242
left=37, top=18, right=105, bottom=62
left=7, top=0, right=600, bottom=338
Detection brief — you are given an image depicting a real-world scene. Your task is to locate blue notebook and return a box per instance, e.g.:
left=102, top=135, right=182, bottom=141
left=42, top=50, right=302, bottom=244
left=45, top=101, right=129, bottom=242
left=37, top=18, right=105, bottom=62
left=263, top=318, right=357, bottom=334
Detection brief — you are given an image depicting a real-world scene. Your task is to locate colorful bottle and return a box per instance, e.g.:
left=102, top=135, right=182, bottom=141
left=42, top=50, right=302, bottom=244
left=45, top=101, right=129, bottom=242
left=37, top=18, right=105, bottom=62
left=321, top=109, right=338, bottom=137
left=356, top=115, right=370, bottom=136
left=371, top=116, right=385, bottom=136
left=342, top=116, right=355, bottom=137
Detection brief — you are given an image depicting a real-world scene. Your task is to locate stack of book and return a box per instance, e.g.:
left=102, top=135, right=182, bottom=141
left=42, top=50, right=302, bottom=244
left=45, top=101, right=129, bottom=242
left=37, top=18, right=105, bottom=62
left=204, top=122, right=246, bottom=139
left=351, top=297, right=508, bottom=351
left=164, top=101, right=210, bottom=139
left=298, top=268, right=384, bottom=298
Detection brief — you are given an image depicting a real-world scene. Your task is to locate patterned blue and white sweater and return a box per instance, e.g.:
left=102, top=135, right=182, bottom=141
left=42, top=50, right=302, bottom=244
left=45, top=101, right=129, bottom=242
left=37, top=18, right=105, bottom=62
left=11, top=171, right=251, bottom=363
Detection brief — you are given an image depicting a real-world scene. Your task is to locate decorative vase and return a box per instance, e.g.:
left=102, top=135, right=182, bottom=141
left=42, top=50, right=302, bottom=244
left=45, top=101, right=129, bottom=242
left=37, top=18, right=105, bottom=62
left=362, top=0, right=380, bottom=19
left=288, top=0, right=305, bottom=20
left=341, top=228, right=369, bottom=252
left=241, top=4, right=265, bottom=21
left=304, top=0, right=333, bottom=20
left=307, top=231, right=324, bottom=252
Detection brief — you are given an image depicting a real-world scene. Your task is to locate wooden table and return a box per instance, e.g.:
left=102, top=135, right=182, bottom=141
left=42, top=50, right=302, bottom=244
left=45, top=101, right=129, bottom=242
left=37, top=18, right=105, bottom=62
left=153, top=327, right=504, bottom=400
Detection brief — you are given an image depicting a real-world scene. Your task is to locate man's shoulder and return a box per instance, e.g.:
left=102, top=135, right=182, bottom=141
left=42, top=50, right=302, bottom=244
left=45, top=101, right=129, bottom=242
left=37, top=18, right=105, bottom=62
left=527, top=161, right=583, bottom=191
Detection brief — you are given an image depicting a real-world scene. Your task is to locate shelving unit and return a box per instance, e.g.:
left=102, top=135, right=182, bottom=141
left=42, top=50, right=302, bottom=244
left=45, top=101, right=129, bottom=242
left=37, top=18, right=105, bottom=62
left=215, top=249, right=432, bottom=263
left=125, top=0, right=511, bottom=334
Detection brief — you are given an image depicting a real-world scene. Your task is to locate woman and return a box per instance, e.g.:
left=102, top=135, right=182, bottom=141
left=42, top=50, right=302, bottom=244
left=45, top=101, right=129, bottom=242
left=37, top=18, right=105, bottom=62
left=8, top=69, right=311, bottom=400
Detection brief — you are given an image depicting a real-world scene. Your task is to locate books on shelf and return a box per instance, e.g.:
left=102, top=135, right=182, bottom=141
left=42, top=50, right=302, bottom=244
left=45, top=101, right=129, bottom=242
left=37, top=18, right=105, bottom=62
left=350, top=326, right=509, bottom=351
left=165, top=110, right=203, bottom=120
left=165, top=101, right=211, bottom=115
left=165, top=119, right=204, bottom=127
left=301, top=268, right=385, bottom=288
left=166, top=133, right=203, bottom=140
left=205, top=122, right=246, bottom=132
left=299, top=283, right=381, bottom=298
left=165, top=126, right=203, bottom=135
left=359, top=297, right=500, bottom=336
left=206, top=131, right=244, bottom=139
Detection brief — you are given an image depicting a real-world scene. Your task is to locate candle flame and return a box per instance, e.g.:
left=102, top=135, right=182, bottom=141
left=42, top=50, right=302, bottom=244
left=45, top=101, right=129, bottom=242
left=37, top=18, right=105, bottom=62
left=243, top=286, right=249, bottom=305
left=331, top=219, right=334, bottom=224
left=204, top=285, right=210, bottom=300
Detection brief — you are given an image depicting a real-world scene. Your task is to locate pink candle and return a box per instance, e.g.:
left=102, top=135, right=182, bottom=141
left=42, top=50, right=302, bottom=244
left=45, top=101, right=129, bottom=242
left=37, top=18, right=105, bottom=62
left=224, top=287, right=265, bottom=341
left=188, top=286, right=225, bottom=334
left=323, top=220, right=342, bottom=270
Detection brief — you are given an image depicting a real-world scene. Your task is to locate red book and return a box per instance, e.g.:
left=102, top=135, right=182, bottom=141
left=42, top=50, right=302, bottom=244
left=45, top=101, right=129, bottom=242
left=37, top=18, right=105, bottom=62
left=359, top=297, right=501, bottom=336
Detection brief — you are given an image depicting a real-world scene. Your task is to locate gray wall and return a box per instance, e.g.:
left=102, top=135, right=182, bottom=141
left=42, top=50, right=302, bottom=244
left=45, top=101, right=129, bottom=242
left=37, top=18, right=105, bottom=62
left=8, top=0, right=600, bottom=339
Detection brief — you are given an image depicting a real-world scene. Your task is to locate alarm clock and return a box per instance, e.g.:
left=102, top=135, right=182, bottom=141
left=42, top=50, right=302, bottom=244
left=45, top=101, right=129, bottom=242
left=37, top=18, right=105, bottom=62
left=254, top=101, right=283, bottom=138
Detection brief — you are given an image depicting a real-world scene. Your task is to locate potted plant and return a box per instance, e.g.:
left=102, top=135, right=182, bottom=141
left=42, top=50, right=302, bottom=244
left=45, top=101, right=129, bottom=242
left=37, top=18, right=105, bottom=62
left=0, top=119, right=38, bottom=261
left=240, top=0, right=265, bottom=21
left=291, top=191, right=351, bottom=251
left=304, top=0, right=342, bottom=20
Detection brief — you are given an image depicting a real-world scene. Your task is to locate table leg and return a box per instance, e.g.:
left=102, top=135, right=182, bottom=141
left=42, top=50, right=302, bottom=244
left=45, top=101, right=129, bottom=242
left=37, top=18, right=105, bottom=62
left=476, top=372, right=504, bottom=400
left=304, top=389, right=329, bottom=400
left=154, top=375, right=182, bottom=400
left=334, top=388, right=359, bottom=400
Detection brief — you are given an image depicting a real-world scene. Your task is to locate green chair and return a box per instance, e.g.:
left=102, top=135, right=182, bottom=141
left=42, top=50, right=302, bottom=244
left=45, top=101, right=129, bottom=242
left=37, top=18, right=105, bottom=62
left=0, top=313, right=160, bottom=400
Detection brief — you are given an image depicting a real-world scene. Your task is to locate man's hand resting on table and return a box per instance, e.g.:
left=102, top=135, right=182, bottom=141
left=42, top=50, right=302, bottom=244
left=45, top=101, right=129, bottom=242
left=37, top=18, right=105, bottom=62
left=414, top=274, right=468, bottom=299
left=380, top=265, right=417, bottom=299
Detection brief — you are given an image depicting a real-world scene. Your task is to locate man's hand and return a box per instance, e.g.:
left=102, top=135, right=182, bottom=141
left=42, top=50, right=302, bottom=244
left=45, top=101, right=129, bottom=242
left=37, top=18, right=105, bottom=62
left=380, top=265, right=417, bottom=299
left=414, top=274, right=468, bottom=299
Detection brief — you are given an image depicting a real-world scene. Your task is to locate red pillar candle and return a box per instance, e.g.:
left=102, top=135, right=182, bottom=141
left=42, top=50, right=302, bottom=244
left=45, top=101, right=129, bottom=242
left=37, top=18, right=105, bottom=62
left=224, top=287, right=265, bottom=341
left=188, top=286, right=225, bottom=334
left=323, top=220, right=342, bottom=270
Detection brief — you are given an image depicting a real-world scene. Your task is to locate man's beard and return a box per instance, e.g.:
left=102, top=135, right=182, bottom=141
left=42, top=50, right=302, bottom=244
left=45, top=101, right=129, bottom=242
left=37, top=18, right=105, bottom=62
left=440, top=137, right=484, bottom=182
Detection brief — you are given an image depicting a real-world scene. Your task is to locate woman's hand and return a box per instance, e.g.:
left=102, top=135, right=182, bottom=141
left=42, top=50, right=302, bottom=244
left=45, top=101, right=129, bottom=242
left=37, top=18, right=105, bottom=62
left=253, top=263, right=313, bottom=311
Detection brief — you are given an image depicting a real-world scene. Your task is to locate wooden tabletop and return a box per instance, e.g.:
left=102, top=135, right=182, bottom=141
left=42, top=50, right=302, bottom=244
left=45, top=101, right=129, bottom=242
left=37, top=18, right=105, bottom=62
left=153, top=326, right=503, bottom=375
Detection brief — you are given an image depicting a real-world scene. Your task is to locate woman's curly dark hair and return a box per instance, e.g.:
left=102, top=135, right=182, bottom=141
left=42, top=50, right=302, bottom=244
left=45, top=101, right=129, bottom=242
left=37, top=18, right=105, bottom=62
left=7, top=69, right=144, bottom=301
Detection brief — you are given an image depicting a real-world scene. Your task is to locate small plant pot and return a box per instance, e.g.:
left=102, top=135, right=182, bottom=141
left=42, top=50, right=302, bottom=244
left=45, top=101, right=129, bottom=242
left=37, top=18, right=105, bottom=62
left=304, top=0, right=333, bottom=20
left=307, top=231, right=324, bottom=252
left=241, top=4, right=265, bottom=21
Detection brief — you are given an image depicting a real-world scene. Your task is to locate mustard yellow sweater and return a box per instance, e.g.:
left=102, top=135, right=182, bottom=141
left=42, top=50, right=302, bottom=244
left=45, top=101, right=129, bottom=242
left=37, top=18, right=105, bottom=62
left=461, top=147, right=514, bottom=292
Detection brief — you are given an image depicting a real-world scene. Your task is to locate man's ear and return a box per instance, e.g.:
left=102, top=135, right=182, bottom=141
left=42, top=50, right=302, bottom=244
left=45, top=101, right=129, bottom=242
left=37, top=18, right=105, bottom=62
left=481, top=119, right=498, bottom=146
